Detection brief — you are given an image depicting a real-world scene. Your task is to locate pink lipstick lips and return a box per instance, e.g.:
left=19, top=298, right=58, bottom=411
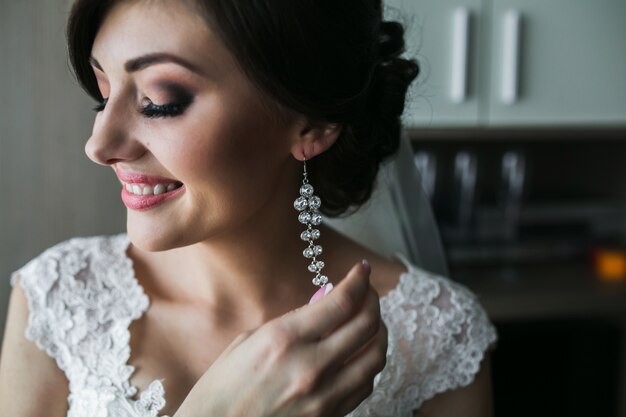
left=121, top=185, right=185, bottom=211
left=115, top=169, right=185, bottom=211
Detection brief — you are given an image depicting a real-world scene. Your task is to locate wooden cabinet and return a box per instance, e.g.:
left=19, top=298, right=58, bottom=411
left=385, top=0, right=626, bottom=128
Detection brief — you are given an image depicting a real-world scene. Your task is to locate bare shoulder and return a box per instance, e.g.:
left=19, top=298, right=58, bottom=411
left=367, top=254, right=408, bottom=299
left=322, top=226, right=408, bottom=299
left=0, top=281, right=68, bottom=416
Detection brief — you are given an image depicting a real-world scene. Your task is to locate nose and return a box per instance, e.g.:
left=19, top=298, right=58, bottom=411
left=85, top=101, right=146, bottom=166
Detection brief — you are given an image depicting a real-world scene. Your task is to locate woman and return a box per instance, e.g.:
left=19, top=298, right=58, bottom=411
left=0, top=0, right=497, bottom=416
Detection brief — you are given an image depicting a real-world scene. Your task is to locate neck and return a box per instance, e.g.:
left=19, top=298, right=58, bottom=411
left=128, top=189, right=328, bottom=326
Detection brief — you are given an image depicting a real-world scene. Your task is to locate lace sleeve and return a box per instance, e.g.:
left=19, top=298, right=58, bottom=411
left=9, top=242, right=85, bottom=373
left=380, top=263, right=498, bottom=413
left=8, top=235, right=165, bottom=417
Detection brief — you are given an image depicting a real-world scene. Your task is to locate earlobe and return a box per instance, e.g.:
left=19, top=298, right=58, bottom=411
left=291, top=122, right=342, bottom=161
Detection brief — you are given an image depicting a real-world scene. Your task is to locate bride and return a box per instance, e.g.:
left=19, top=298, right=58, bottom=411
left=0, top=0, right=497, bottom=416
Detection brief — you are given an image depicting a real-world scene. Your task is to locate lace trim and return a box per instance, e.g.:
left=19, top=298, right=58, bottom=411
left=345, top=253, right=497, bottom=416
left=11, top=234, right=496, bottom=417
left=11, top=234, right=167, bottom=416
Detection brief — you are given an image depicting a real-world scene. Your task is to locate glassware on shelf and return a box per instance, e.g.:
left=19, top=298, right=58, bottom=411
left=413, top=151, right=437, bottom=201
left=500, top=151, right=526, bottom=241
left=454, top=151, right=477, bottom=240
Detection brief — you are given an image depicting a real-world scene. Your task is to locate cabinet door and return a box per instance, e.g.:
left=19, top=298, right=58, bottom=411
left=488, top=0, right=626, bottom=126
left=384, top=0, right=486, bottom=127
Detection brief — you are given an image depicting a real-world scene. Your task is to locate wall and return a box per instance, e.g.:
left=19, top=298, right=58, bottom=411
left=0, top=1, right=125, bottom=344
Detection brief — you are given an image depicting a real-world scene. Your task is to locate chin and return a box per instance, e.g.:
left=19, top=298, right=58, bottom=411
left=126, top=218, right=194, bottom=252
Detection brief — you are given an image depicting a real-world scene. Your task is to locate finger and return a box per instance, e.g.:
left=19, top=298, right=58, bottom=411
left=316, top=288, right=382, bottom=367
left=222, top=329, right=254, bottom=355
left=283, top=260, right=371, bottom=341
left=341, top=318, right=388, bottom=367
left=317, top=328, right=388, bottom=414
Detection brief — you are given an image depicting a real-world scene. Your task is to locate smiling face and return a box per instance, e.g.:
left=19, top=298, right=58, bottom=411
left=87, top=0, right=301, bottom=251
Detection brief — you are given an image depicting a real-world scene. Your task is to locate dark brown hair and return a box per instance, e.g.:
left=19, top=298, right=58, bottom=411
left=67, top=0, right=419, bottom=216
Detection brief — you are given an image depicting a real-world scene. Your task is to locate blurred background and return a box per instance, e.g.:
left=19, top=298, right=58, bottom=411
left=0, top=0, right=126, bottom=344
left=1, top=0, right=625, bottom=416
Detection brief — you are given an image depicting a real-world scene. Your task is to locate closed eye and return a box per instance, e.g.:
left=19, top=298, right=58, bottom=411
left=91, top=96, right=193, bottom=118
left=139, top=98, right=192, bottom=118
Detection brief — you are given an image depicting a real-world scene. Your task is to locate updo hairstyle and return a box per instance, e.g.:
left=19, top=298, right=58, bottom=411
left=67, top=0, right=420, bottom=216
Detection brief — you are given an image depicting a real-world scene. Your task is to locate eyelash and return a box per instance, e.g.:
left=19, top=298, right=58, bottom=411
left=92, top=97, right=191, bottom=118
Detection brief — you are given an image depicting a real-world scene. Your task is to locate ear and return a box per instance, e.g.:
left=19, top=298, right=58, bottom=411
left=290, top=119, right=343, bottom=161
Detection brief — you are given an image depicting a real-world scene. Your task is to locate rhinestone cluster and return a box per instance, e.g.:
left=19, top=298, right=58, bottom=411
left=294, top=161, right=328, bottom=288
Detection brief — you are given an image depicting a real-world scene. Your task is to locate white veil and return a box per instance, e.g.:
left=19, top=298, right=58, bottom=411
left=324, top=135, right=449, bottom=277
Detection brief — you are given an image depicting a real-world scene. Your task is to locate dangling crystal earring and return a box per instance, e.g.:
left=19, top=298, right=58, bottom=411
left=294, top=157, right=329, bottom=288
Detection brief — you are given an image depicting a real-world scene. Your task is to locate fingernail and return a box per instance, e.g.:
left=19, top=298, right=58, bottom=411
left=361, top=259, right=371, bottom=275
left=309, top=283, right=333, bottom=305
left=324, top=283, right=334, bottom=295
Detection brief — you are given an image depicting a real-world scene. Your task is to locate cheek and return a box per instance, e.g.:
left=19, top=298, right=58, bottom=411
left=162, top=96, right=288, bottom=201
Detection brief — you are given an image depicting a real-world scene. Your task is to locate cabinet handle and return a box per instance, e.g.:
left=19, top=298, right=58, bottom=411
left=451, top=7, right=470, bottom=103
left=501, top=9, right=522, bottom=105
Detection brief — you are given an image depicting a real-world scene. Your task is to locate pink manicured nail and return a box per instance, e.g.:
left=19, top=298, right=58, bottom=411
left=361, top=259, right=371, bottom=274
left=309, top=283, right=334, bottom=305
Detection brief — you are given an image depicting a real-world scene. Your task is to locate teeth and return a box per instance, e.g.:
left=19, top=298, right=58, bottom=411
left=124, top=182, right=181, bottom=196
left=154, top=184, right=166, bottom=195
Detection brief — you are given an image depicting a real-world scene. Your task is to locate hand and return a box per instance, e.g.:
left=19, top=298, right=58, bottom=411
left=174, top=260, right=388, bottom=417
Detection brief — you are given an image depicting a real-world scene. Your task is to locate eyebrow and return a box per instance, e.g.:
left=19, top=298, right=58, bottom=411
left=89, top=53, right=203, bottom=75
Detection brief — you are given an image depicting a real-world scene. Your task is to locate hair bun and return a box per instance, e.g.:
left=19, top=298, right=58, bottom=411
left=374, top=20, right=419, bottom=117
left=373, top=58, right=419, bottom=118
left=379, top=21, right=405, bottom=61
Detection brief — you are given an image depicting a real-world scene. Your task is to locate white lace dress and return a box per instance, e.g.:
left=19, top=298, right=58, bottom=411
left=10, top=233, right=497, bottom=417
